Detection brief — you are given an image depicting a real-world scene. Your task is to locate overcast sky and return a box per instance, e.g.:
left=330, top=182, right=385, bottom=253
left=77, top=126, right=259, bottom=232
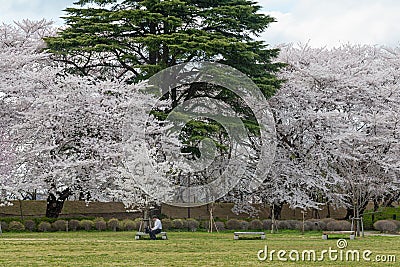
left=1, top=0, right=399, bottom=47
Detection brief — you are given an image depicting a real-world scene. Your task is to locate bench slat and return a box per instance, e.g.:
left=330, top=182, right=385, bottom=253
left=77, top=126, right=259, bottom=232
left=135, top=231, right=168, bottom=240
left=234, top=232, right=265, bottom=235
left=322, top=231, right=355, bottom=240
left=234, top=232, right=265, bottom=240
left=323, top=231, right=354, bottom=234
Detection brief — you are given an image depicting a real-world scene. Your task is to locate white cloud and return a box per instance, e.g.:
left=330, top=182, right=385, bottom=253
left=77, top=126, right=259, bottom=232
left=0, top=0, right=74, bottom=25
left=1, top=0, right=400, bottom=47
left=259, top=0, right=400, bottom=47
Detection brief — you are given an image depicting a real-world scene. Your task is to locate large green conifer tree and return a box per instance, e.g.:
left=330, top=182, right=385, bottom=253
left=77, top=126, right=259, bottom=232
left=46, top=0, right=281, bottom=96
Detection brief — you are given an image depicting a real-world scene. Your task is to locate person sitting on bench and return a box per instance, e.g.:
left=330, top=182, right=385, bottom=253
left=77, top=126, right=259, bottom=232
left=149, top=215, right=162, bottom=240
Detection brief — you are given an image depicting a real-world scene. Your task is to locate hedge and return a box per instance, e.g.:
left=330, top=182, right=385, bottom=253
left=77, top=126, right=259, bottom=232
left=2, top=218, right=389, bottom=233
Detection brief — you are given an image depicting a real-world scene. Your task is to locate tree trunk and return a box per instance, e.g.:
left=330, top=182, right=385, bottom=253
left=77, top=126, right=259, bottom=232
left=372, top=199, right=380, bottom=223
left=45, top=188, right=71, bottom=218
left=326, top=202, right=331, bottom=218
left=270, top=203, right=283, bottom=234
left=344, top=208, right=354, bottom=220
left=19, top=199, right=24, bottom=221
left=272, top=203, right=283, bottom=220
left=149, top=22, right=157, bottom=65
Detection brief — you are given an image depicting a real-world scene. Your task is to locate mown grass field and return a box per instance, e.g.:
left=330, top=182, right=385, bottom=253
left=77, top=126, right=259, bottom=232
left=0, top=231, right=398, bottom=266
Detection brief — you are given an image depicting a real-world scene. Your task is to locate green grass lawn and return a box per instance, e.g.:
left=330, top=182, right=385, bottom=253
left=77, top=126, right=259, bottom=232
left=0, top=231, right=398, bottom=266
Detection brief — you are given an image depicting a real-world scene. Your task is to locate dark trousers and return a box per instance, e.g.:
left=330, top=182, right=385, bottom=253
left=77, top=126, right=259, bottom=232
left=149, top=229, right=161, bottom=240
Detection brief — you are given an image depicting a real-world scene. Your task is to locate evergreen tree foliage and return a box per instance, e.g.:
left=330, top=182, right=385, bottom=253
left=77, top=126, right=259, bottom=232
left=46, top=0, right=282, bottom=96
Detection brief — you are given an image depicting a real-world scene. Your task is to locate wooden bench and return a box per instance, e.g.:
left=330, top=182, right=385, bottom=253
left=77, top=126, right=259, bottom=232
left=322, top=231, right=355, bottom=240
left=135, top=231, right=168, bottom=240
left=234, top=232, right=266, bottom=240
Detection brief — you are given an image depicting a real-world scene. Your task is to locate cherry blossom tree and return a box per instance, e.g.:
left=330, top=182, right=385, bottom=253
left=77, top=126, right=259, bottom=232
left=271, top=44, right=400, bottom=220
left=0, top=20, right=156, bottom=216
left=0, top=19, right=53, bottom=202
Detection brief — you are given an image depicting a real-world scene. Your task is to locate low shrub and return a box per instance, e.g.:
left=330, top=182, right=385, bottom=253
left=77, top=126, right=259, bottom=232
left=318, top=218, right=335, bottom=231
left=80, top=220, right=94, bottom=231
left=239, top=220, right=248, bottom=230
left=374, top=220, right=398, bottom=233
left=172, top=219, right=185, bottom=230
left=215, top=221, right=225, bottom=231
left=134, top=218, right=142, bottom=230
left=161, top=219, right=172, bottom=230
left=389, top=220, right=400, bottom=230
left=8, top=221, right=25, bottom=231
left=202, top=221, right=211, bottom=230
left=299, top=221, right=316, bottom=231
left=200, top=220, right=207, bottom=230
left=203, top=221, right=225, bottom=231
left=186, top=219, right=199, bottom=232
left=121, top=219, right=135, bottom=231
left=226, top=219, right=241, bottom=230
left=327, top=220, right=352, bottom=231
left=301, top=219, right=325, bottom=231
left=315, top=220, right=327, bottom=231
left=117, top=220, right=124, bottom=231
left=277, top=220, right=289, bottom=230
left=321, top=218, right=336, bottom=225
left=249, top=219, right=263, bottom=230
left=286, top=220, right=301, bottom=230
left=24, top=220, right=36, bottom=232
left=276, top=220, right=300, bottom=230
left=52, top=220, right=67, bottom=231
left=94, top=218, right=107, bottom=231
left=68, top=220, right=80, bottom=231
left=262, top=219, right=272, bottom=230
left=107, top=218, right=119, bottom=232
left=0, top=221, right=8, bottom=231
left=38, top=221, right=52, bottom=232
